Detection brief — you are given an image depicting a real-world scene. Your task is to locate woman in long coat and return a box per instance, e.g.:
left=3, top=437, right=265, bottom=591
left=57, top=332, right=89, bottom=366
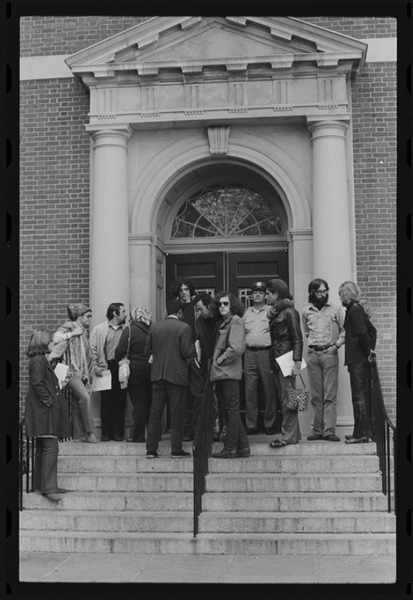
left=25, top=329, right=70, bottom=502
left=266, top=278, right=303, bottom=448
left=210, top=292, right=250, bottom=458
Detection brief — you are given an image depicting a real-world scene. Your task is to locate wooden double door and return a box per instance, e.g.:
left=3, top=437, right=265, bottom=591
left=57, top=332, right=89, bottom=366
left=166, top=250, right=288, bottom=431
left=166, top=250, right=288, bottom=303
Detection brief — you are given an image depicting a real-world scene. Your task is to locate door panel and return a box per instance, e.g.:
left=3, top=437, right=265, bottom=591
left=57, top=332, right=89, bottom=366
left=228, top=250, right=288, bottom=306
left=166, top=252, right=224, bottom=298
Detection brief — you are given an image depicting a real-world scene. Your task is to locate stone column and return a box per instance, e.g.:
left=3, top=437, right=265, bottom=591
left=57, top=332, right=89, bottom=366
left=307, top=119, right=354, bottom=428
left=89, top=127, right=132, bottom=324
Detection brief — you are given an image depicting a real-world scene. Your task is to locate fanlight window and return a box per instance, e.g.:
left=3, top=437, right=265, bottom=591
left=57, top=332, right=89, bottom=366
left=171, top=184, right=283, bottom=238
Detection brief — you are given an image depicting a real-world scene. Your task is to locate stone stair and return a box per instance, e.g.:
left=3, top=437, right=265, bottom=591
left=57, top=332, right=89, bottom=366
left=19, top=435, right=395, bottom=555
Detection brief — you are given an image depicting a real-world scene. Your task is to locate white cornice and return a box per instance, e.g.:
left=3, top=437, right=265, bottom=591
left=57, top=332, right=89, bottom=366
left=20, top=37, right=396, bottom=82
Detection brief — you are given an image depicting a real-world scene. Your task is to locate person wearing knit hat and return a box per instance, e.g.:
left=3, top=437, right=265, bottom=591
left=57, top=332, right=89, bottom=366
left=48, top=303, right=97, bottom=443
left=115, top=307, right=153, bottom=443
left=266, top=278, right=303, bottom=448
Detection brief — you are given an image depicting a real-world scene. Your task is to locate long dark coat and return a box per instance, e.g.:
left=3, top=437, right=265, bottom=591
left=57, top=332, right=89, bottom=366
left=25, top=354, right=70, bottom=438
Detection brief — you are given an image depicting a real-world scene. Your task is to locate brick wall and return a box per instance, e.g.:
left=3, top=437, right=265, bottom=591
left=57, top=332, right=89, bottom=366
left=19, top=78, right=91, bottom=410
left=18, top=16, right=397, bottom=421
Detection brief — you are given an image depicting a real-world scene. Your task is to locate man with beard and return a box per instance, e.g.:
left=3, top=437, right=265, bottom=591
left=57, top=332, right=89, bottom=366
left=301, top=279, right=345, bottom=442
left=90, top=302, right=128, bottom=441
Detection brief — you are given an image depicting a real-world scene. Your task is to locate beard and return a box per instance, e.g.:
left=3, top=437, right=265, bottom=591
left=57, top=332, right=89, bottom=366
left=313, top=294, right=329, bottom=309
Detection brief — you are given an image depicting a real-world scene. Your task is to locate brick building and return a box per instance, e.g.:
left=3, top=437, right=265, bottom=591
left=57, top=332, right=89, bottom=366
left=17, top=14, right=399, bottom=433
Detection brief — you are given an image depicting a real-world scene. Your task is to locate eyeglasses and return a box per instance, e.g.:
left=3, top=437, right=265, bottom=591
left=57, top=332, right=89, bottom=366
left=315, top=289, right=329, bottom=295
left=218, top=301, right=230, bottom=306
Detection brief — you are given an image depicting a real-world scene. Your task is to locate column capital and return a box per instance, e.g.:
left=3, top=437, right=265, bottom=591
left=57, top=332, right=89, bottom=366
left=306, top=118, right=350, bottom=140
left=87, top=125, right=133, bottom=147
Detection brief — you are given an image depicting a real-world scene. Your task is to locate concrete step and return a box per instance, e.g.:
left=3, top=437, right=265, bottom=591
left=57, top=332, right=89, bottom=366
left=56, top=473, right=193, bottom=492
left=209, top=455, right=379, bottom=473
left=57, top=454, right=379, bottom=474
left=202, top=491, right=390, bottom=512
left=20, top=510, right=193, bottom=533
left=22, top=491, right=193, bottom=511
left=58, top=456, right=193, bottom=473
left=19, top=530, right=396, bottom=555
left=198, top=511, right=396, bottom=533
left=205, top=472, right=382, bottom=493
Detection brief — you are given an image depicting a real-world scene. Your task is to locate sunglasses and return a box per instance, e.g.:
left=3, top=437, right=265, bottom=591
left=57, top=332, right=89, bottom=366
left=218, top=301, right=230, bottom=306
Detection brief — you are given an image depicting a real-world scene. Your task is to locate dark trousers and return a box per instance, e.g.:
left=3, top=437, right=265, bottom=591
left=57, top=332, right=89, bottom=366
left=215, top=379, right=249, bottom=452
left=128, top=367, right=152, bottom=441
left=348, top=361, right=373, bottom=439
left=184, top=360, right=206, bottom=435
left=146, top=379, right=187, bottom=454
left=100, top=361, right=127, bottom=439
left=34, top=437, right=59, bottom=493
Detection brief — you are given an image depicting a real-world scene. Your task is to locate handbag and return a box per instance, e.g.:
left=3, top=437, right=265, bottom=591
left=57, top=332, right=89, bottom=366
left=118, top=327, right=131, bottom=390
left=282, top=374, right=309, bottom=412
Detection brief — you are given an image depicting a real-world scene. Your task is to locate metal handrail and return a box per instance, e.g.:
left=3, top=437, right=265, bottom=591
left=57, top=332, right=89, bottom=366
left=19, top=387, right=73, bottom=510
left=370, top=357, right=396, bottom=513
left=192, top=375, right=215, bottom=537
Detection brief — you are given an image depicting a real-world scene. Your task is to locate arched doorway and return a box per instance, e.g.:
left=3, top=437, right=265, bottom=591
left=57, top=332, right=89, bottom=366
left=162, top=163, right=289, bottom=432
left=162, top=163, right=289, bottom=304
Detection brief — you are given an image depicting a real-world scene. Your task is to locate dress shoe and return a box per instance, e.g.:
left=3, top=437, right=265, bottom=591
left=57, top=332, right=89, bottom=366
left=86, top=433, right=98, bottom=443
left=307, top=433, right=322, bottom=441
left=246, top=428, right=258, bottom=435
left=345, top=434, right=354, bottom=440
left=114, top=435, right=124, bottom=442
left=100, top=436, right=111, bottom=442
left=171, top=449, right=191, bottom=458
left=42, top=493, right=62, bottom=502
left=146, top=451, right=159, bottom=458
left=127, top=438, right=145, bottom=443
left=182, top=433, right=194, bottom=441
left=265, top=428, right=275, bottom=435
left=345, top=436, right=370, bottom=444
left=323, top=434, right=340, bottom=442
left=212, top=448, right=237, bottom=459
left=56, top=487, right=70, bottom=493
left=236, top=447, right=251, bottom=457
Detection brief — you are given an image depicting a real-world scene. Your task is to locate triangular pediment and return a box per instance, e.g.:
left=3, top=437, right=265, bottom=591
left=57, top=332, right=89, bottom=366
left=66, top=16, right=367, bottom=80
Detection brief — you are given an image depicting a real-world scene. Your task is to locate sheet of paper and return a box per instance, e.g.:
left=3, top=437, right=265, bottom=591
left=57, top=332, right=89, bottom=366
left=54, top=363, right=69, bottom=389
left=275, top=350, right=307, bottom=377
left=92, top=369, right=112, bottom=392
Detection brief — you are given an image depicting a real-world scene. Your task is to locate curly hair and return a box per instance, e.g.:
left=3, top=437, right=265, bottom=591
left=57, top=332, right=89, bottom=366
left=170, top=278, right=196, bottom=298
left=214, top=291, right=245, bottom=317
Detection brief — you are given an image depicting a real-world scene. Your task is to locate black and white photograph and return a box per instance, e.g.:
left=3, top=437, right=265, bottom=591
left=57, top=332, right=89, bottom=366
left=6, top=1, right=412, bottom=595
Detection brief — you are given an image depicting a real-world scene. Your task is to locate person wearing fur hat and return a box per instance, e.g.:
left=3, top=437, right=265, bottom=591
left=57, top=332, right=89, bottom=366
left=266, top=278, right=303, bottom=448
left=49, top=303, right=98, bottom=443
left=115, top=307, right=153, bottom=443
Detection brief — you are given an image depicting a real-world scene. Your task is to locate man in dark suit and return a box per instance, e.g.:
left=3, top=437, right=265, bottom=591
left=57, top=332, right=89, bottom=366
left=144, top=299, right=195, bottom=458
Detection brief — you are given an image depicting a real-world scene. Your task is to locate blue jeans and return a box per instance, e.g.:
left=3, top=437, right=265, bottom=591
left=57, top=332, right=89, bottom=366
left=215, top=379, right=249, bottom=452
left=306, top=346, right=339, bottom=436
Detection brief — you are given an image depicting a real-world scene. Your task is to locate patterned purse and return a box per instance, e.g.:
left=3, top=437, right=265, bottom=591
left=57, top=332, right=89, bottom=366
left=282, top=374, right=309, bottom=412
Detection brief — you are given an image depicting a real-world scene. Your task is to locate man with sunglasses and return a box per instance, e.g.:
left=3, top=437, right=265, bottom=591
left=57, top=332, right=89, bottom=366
left=301, top=279, right=345, bottom=442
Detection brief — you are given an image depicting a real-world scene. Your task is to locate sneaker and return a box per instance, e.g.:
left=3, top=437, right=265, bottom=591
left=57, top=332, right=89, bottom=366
left=86, top=433, right=98, bottom=443
left=146, top=451, right=159, bottom=458
left=171, top=450, right=191, bottom=458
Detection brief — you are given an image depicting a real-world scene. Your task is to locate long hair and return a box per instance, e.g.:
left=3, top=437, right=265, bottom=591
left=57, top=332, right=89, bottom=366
left=338, top=281, right=361, bottom=303
left=170, top=278, right=196, bottom=298
left=214, top=291, right=245, bottom=317
left=106, top=302, right=124, bottom=320
left=26, top=329, right=51, bottom=357
left=308, top=278, right=329, bottom=303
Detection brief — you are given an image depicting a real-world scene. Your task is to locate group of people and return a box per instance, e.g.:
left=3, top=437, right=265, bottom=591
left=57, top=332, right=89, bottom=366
left=24, top=276, right=377, bottom=501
